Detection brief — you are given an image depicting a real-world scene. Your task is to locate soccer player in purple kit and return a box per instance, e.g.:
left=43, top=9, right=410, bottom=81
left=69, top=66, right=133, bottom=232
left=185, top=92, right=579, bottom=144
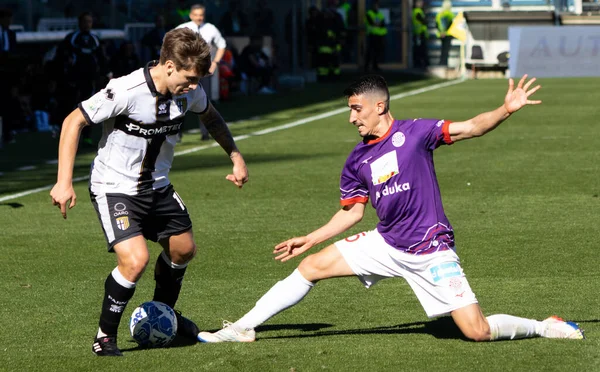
left=198, top=74, right=584, bottom=343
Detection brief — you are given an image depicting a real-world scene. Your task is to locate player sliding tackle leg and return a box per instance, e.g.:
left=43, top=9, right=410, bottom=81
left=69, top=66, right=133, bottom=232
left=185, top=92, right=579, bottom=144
left=198, top=74, right=584, bottom=343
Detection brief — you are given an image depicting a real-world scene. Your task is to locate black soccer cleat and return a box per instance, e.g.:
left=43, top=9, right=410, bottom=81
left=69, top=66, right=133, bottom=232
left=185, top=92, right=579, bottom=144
left=92, top=336, right=123, bottom=356
left=175, top=310, right=200, bottom=340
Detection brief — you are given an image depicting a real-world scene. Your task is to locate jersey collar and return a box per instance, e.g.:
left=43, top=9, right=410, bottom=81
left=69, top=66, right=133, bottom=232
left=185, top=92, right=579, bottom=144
left=144, top=60, right=171, bottom=98
left=364, top=120, right=397, bottom=145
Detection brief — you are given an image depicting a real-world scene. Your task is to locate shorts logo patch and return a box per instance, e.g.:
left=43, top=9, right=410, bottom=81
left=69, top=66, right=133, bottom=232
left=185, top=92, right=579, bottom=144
left=116, top=216, right=130, bottom=231
left=113, top=202, right=129, bottom=217
left=430, top=262, right=461, bottom=282
left=449, top=276, right=465, bottom=297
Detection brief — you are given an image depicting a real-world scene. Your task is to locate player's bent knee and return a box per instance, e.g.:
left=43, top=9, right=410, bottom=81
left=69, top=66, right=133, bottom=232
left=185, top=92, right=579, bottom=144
left=298, top=254, right=328, bottom=282
left=181, top=242, right=197, bottom=262
left=171, top=242, right=196, bottom=264
left=120, top=252, right=150, bottom=281
left=461, top=326, right=491, bottom=342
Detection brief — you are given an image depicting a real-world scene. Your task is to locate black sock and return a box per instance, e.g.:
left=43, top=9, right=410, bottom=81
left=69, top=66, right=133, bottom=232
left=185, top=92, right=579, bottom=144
left=153, top=252, right=187, bottom=309
left=98, top=269, right=136, bottom=338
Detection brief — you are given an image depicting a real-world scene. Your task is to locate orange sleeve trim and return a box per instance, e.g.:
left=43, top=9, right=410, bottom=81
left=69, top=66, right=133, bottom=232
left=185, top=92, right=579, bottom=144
left=442, top=120, right=454, bottom=145
left=340, top=196, right=369, bottom=206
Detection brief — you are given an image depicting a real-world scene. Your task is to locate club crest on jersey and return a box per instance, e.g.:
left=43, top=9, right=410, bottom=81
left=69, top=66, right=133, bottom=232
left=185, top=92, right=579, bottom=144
left=370, top=150, right=399, bottom=185
left=175, top=97, right=188, bottom=113
left=392, top=132, right=405, bottom=147
left=116, top=216, right=130, bottom=231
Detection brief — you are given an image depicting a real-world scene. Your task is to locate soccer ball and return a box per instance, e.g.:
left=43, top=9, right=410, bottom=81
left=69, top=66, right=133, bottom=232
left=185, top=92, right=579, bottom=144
left=129, top=301, right=178, bottom=347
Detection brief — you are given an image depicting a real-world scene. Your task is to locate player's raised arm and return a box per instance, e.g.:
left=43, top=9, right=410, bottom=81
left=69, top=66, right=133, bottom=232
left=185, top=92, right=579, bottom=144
left=447, top=74, right=542, bottom=143
left=198, top=103, right=249, bottom=188
left=274, top=202, right=366, bottom=262
left=50, top=108, right=88, bottom=219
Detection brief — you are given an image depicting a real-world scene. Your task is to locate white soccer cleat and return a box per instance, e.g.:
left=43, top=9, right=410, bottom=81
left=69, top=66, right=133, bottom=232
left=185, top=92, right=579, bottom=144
left=541, top=316, right=585, bottom=339
left=197, top=320, right=256, bottom=343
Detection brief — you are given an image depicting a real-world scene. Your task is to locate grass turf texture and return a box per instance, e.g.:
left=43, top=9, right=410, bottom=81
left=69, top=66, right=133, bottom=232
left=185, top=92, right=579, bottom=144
left=0, top=75, right=598, bottom=371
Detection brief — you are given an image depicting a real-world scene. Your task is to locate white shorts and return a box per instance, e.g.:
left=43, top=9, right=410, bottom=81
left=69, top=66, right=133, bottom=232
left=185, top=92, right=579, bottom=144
left=335, top=229, right=478, bottom=318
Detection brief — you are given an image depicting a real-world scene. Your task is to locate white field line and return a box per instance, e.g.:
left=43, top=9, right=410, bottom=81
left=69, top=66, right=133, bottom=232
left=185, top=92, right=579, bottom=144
left=0, top=78, right=466, bottom=203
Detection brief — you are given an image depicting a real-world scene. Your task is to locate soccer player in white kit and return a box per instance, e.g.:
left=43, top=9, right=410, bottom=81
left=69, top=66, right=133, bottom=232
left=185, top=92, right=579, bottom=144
left=198, top=74, right=584, bottom=343
left=50, top=28, right=249, bottom=356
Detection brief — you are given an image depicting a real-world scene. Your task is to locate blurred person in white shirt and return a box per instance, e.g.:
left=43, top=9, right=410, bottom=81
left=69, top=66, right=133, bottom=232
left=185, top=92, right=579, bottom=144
left=177, top=4, right=226, bottom=140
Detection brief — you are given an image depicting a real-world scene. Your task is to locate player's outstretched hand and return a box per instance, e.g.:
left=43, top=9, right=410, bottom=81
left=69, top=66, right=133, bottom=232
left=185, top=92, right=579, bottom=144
left=274, top=236, right=314, bottom=262
left=504, top=74, right=542, bottom=114
left=50, top=183, right=76, bottom=219
left=226, top=153, right=249, bottom=188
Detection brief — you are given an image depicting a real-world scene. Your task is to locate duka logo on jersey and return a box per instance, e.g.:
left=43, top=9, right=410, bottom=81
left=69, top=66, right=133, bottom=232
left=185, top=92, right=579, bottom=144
left=375, top=181, right=411, bottom=202
left=371, top=151, right=411, bottom=203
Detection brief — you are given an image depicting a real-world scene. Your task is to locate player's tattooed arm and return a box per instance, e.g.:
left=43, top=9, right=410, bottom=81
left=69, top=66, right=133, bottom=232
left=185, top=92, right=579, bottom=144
left=198, top=103, right=249, bottom=188
left=198, top=102, right=239, bottom=155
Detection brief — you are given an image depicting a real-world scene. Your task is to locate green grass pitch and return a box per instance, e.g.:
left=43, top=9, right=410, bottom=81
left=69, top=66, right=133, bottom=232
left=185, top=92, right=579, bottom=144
left=0, top=76, right=598, bottom=371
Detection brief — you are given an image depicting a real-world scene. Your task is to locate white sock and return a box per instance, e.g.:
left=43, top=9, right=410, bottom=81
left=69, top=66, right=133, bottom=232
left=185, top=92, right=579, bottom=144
left=235, top=269, right=314, bottom=330
left=160, top=250, right=189, bottom=269
left=487, top=314, right=543, bottom=340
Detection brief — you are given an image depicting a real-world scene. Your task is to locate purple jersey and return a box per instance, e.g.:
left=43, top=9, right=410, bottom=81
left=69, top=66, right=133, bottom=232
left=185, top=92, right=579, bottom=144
left=340, top=118, right=454, bottom=254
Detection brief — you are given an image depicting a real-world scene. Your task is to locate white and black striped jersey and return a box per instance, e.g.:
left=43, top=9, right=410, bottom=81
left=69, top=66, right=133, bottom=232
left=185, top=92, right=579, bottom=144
left=79, top=61, right=209, bottom=196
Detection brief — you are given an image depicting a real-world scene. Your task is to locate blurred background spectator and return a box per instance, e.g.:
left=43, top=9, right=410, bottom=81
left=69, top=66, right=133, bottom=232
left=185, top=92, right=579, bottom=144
left=239, top=34, right=276, bottom=94
left=177, top=3, right=227, bottom=141
left=304, top=5, right=322, bottom=71
left=316, top=1, right=344, bottom=81
left=364, top=0, right=387, bottom=72
left=253, top=0, right=275, bottom=37
left=0, top=8, right=16, bottom=54
left=0, top=7, right=18, bottom=145
left=141, top=14, right=167, bottom=61
left=219, top=0, right=249, bottom=37
left=110, top=41, right=141, bottom=78
left=412, top=0, right=429, bottom=69
left=52, top=11, right=108, bottom=146
left=436, top=0, right=455, bottom=67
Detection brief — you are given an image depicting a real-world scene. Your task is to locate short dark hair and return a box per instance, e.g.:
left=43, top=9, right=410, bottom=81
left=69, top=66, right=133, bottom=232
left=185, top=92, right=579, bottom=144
left=160, top=28, right=211, bottom=76
left=343, top=74, right=390, bottom=111
left=190, top=4, right=205, bottom=12
left=78, top=11, right=93, bottom=23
